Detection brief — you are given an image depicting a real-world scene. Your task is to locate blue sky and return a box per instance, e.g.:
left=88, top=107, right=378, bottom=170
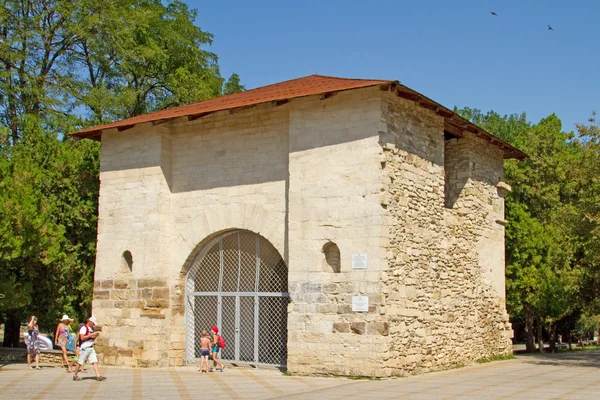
left=190, top=0, right=599, bottom=132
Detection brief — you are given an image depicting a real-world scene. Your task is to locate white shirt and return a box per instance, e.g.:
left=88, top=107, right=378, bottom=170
left=80, top=325, right=94, bottom=350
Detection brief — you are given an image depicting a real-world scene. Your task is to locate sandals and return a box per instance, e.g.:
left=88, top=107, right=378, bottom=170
left=73, top=375, right=106, bottom=381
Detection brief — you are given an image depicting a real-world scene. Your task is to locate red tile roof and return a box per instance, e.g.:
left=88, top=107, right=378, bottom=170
left=70, top=74, right=525, bottom=159
left=71, top=75, right=390, bottom=138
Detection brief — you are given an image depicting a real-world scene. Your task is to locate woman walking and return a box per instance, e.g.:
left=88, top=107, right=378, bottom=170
left=54, top=315, right=73, bottom=372
left=26, top=316, right=41, bottom=370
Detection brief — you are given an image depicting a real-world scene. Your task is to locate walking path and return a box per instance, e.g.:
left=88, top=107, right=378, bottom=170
left=1, top=350, right=598, bottom=399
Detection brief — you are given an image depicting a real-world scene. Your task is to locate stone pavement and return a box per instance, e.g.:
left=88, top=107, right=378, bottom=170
left=0, top=350, right=598, bottom=399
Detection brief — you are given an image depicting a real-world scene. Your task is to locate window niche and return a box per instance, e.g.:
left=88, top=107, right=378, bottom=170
left=444, top=130, right=467, bottom=209
left=322, top=242, right=341, bottom=273
left=121, top=250, right=133, bottom=273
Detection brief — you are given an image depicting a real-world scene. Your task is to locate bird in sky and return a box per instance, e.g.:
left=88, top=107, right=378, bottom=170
left=548, top=25, right=554, bottom=30
left=490, top=11, right=497, bottom=16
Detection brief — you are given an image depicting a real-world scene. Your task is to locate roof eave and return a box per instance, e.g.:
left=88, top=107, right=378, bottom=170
left=386, top=83, right=527, bottom=160
left=70, top=76, right=526, bottom=160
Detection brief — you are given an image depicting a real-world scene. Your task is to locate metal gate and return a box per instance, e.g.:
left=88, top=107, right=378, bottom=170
left=185, top=230, right=288, bottom=367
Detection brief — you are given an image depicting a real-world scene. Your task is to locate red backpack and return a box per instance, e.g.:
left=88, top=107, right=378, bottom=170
left=217, top=335, right=226, bottom=349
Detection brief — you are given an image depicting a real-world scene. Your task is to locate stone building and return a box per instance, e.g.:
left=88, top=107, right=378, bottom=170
left=72, top=75, right=524, bottom=377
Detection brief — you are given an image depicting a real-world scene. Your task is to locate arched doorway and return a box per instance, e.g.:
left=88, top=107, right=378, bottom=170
left=185, top=230, right=288, bottom=367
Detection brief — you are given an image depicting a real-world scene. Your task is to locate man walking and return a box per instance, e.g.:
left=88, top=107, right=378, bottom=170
left=73, top=316, right=107, bottom=381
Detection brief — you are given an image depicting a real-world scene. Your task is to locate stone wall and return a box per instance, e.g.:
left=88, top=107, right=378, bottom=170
left=378, top=93, right=512, bottom=376
left=91, top=85, right=512, bottom=374
left=93, top=278, right=180, bottom=367
left=286, top=88, right=390, bottom=377
left=0, top=347, right=66, bottom=365
left=93, top=102, right=289, bottom=367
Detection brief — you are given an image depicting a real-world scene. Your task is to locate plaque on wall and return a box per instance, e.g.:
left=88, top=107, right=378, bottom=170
left=352, top=296, right=369, bottom=312
left=351, top=253, right=368, bottom=269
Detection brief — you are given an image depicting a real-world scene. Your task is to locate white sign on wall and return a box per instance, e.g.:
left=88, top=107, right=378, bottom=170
left=351, top=253, right=368, bottom=269
left=352, top=296, right=369, bottom=312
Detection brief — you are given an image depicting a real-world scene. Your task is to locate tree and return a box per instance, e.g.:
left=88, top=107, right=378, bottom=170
left=223, top=73, right=245, bottom=95
left=0, top=0, right=242, bottom=345
left=0, top=0, right=81, bottom=144
left=0, top=0, right=244, bottom=138
left=71, top=0, right=233, bottom=124
left=574, top=112, right=600, bottom=312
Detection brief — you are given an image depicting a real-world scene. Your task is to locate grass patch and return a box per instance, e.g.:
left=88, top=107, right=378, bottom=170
left=347, top=375, right=381, bottom=381
left=441, top=363, right=466, bottom=370
left=560, top=345, right=600, bottom=352
left=281, top=371, right=293, bottom=376
left=476, top=354, right=516, bottom=363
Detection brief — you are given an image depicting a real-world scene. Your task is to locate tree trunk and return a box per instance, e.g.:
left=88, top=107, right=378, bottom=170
left=548, top=322, right=557, bottom=353
left=2, top=310, right=22, bottom=348
left=525, top=308, right=535, bottom=352
left=537, top=321, right=545, bottom=353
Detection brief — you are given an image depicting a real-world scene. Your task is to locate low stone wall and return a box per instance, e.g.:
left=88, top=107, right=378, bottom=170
left=92, top=277, right=185, bottom=367
left=0, top=347, right=66, bottom=365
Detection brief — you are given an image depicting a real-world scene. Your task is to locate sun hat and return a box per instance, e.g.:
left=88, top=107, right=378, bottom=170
left=61, top=314, right=73, bottom=322
left=88, top=316, right=97, bottom=325
left=211, top=326, right=219, bottom=333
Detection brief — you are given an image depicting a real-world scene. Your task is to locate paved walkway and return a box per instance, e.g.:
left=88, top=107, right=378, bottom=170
left=1, top=350, right=599, bottom=399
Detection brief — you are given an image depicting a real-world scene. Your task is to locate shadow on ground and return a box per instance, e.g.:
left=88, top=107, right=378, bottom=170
left=517, top=349, right=600, bottom=369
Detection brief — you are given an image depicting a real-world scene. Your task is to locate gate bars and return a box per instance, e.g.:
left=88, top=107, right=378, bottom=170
left=185, top=230, right=288, bottom=367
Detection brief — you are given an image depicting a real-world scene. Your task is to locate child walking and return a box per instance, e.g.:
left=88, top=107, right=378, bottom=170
left=199, top=330, right=211, bottom=374
left=210, top=326, right=225, bottom=372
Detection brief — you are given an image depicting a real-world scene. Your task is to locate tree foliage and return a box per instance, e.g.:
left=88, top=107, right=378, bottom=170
left=0, top=0, right=244, bottom=141
left=574, top=112, right=600, bottom=309
left=0, top=0, right=242, bottom=342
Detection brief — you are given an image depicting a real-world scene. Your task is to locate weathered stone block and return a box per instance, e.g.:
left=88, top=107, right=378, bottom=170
left=127, top=300, right=143, bottom=308
left=128, top=340, right=144, bottom=349
left=144, top=298, right=169, bottom=309
left=171, top=304, right=184, bottom=316
left=101, top=280, right=114, bottom=289
left=114, top=280, right=129, bottom=289
left=138, top=278, right=168, bottom=288
left=141, top=309, right=165, bottom=319
left=153, top=287, right=170, bottom=299
left=94, top=290, right=110, bottom=300
left=350, top=322, right=366, bottom=335
left=118, top=349, right=134, bottom=357
left=332, top=322, right=349, bottom=333
left=376, top=322, right=389, bottom=336
left=111, top=289, right=131, bottom=300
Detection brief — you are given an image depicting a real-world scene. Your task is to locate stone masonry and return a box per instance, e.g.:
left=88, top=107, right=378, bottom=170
left=82, top=77, right=517, bottom=376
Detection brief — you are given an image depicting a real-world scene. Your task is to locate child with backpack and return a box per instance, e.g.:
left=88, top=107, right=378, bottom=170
left=210, top=326, right=225, bottom=372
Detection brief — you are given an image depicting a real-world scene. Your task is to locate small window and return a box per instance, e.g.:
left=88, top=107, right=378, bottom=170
left=444, top=132, right=465, bottom=209
left=121, top=250, right=133, bottom=273
left=322, top=242, right=341, bottom=273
